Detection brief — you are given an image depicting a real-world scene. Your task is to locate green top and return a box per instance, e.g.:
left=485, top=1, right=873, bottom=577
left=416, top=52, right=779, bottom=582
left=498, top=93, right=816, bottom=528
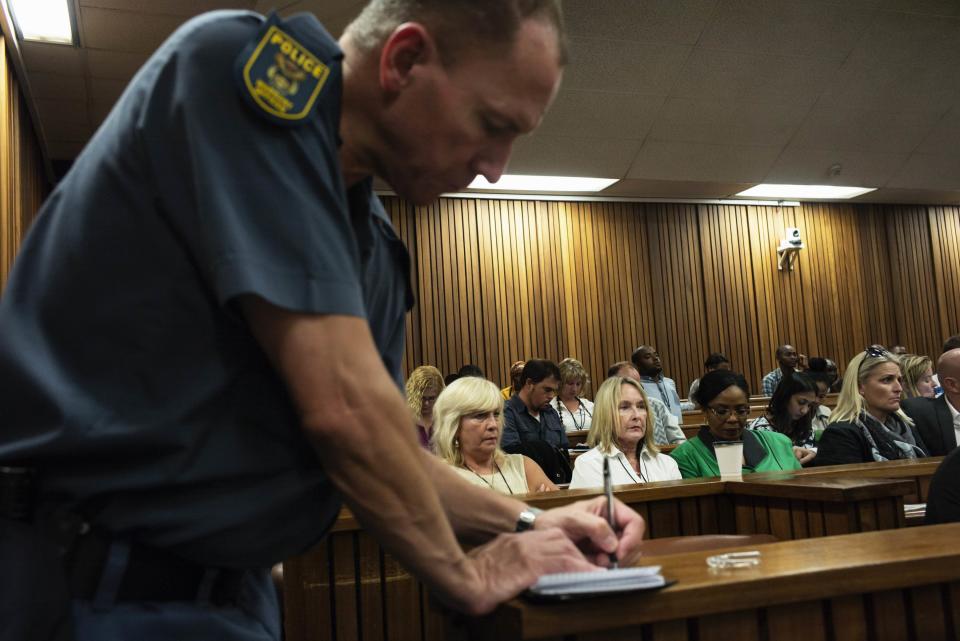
left=669, top=429, right=801, bottom=479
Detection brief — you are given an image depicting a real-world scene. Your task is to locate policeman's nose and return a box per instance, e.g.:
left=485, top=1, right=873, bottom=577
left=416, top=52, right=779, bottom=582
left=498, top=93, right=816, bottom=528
left=473, top=141, right=513, bottom=184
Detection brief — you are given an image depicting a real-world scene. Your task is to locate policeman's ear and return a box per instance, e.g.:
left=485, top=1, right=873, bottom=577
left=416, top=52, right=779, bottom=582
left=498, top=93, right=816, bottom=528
left=379, top=22, right=438, bottom=92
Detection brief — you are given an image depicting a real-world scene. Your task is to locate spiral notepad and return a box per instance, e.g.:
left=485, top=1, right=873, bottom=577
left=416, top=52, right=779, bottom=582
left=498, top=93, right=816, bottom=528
left=529, top=566, right=665, bottom=596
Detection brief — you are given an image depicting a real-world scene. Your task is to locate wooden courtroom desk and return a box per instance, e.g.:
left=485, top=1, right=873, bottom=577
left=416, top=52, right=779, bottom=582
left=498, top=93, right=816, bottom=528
left=447, top=523, right=960, bottom=641
left=282, top=475, right=912, bottom=641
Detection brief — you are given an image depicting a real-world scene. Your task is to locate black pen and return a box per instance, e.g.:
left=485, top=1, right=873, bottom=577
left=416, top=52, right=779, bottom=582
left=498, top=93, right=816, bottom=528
left=602, top=456, right=619, bottom=568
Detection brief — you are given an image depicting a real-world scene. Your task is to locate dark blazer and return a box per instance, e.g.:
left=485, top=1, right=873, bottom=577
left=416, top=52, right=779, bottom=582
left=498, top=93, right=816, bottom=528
left=901, top=396, right=957, bottom=457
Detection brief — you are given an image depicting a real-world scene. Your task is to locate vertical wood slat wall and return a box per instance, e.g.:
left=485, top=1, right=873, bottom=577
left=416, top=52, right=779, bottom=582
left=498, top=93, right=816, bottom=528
left=0, top=34, right=45, bottom=293
left=386, top=196, right=960, bottom=395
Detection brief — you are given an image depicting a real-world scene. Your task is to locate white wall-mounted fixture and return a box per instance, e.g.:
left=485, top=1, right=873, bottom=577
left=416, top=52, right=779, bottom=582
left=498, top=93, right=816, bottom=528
left=777, top=227, right=804, bottom=271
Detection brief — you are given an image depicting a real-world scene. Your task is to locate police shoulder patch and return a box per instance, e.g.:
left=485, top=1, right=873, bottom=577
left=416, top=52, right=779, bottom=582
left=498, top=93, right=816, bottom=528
left=236, top=13, right=331, bottom=125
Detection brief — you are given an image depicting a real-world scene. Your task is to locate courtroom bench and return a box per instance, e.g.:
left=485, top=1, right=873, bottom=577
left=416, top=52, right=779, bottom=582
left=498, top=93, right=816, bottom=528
left=446, top=523, right=960, bottom=641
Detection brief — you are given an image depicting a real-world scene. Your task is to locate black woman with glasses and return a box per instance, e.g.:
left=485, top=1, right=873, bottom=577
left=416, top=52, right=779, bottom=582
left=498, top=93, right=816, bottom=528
left=815, top=346, right=928, bottom=466
left=670, top=370, right=801, bottom=478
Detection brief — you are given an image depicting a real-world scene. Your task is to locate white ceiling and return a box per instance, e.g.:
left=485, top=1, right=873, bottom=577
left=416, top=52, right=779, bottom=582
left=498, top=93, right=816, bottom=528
left=13, top=0, right=960, bottom=203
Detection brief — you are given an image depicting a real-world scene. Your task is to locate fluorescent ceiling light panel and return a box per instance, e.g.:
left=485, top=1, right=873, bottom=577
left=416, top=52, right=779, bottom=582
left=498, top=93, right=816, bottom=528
left=468, top=175, right=618, bottom=192
left=735, top=184, right=876, bottom=200
left=7, top=0, right=73, bottom=44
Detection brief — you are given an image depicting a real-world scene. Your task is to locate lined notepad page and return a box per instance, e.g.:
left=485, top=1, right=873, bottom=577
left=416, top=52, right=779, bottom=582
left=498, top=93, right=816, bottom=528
left=530, top=566, right=664, bottom=595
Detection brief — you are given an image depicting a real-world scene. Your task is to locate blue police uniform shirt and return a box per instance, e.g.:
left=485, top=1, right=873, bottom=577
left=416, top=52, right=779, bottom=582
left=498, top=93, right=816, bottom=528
left=0, top=10, right=412, bottom=568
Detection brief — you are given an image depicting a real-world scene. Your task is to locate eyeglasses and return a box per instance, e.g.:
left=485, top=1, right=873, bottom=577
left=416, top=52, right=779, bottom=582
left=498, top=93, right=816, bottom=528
left=706, top=405, right=751, bottom=419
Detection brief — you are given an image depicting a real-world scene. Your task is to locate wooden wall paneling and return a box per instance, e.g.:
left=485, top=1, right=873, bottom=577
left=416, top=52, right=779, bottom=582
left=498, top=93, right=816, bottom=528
left=540, top=200, right=563, bottom=361
left=1, top=34, right=46, bottom=294
left=927, top=206, right=960, bottom=342
left=490, top=199, right=516, bottom=384
left=385, top=195, right=958, bottom=396
left=578, top=201, right=603, bottom=379
left=605, top=203, right=630, bottom=368
left=884, top=205, right=939, bottom=357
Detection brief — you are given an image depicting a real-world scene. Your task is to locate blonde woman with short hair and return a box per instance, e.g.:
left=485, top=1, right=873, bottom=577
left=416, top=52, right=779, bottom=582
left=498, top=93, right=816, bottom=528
left=555, top=357, right=594, bottom=432
left=431, top=377, right=556, bottom=494
left=569, top=377, right=681, bottom=489
left=816, top=347, right=927, bottom=466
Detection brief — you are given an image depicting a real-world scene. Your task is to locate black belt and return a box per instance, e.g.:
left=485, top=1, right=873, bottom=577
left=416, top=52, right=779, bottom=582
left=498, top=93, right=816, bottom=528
left=67, top=530, right=247, bottom=605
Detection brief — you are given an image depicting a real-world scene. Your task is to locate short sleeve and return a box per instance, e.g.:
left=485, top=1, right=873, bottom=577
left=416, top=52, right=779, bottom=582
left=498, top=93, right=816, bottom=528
left=136, top=13, right=365, bottom=317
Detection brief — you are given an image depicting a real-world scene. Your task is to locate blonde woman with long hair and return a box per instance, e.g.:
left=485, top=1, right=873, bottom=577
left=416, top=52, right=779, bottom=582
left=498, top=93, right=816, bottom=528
left=569, top=377, right=681, bottom=489
left=815, top=346, right=928, bottom=466
left=900, top=354, right=936, bottom=399
left=431, top=377, right=556, bottom=494
left=405, top=365, right=444, bottom=449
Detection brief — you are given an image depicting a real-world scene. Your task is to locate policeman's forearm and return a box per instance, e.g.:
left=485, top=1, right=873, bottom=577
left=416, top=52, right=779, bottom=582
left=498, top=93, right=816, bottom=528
left=419, top=450, right=526, bottom=543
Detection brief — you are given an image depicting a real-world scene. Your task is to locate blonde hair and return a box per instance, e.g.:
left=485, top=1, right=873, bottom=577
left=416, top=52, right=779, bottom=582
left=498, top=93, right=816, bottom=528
left=430, top=377, right=505, bottom=466
left=830, top=350, right=913, bottom=425
left=405, top=366, right=444, bottom=422
left=900, top=355, right=933, bottom=399
left=558, top=357, right=590, bottom=391
left=587, top=377, right=659, bottom=456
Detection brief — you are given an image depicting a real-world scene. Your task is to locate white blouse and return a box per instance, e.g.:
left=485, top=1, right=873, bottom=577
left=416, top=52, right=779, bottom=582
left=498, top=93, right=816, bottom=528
left=555, top=397, right=594, bottom=432
left=569, top=444, right=681, bottom=489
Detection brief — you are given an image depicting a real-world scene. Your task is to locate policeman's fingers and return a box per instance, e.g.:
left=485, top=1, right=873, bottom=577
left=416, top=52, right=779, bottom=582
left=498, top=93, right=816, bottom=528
left=466, top=530, right=596, bottom=613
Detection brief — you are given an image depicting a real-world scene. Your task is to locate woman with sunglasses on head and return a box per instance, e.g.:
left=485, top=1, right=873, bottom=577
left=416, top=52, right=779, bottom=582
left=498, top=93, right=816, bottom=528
left=569, top=377, right=681, bottom=489
left=669, top=370, right=801, bottom=478
left=748, top=372, right=819, bottom=466
left=815, top=347, right=928, bottom=466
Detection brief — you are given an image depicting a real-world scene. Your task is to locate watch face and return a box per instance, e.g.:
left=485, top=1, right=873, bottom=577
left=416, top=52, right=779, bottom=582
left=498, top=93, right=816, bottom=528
left=517, top=510, right=537, bottom=532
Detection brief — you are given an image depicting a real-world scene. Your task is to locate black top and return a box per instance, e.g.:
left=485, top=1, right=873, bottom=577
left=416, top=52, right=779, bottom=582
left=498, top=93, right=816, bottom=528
left=815, top=413, right=927, bottom=467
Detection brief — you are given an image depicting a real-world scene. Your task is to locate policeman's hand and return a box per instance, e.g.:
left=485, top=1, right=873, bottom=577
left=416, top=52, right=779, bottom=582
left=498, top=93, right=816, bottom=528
left=455, top=529, right=598, bottom=615
left=535, top=497, right=646, bottom=567
left=793, top=446, right=816, bottom=465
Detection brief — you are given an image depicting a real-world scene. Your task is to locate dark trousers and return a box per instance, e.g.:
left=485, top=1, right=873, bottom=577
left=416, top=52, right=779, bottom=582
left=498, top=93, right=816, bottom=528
left=0, top=518, right=74, bottom=641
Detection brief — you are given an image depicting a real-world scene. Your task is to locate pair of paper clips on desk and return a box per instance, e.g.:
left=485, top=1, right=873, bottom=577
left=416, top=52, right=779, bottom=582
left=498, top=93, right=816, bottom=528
left=706, top=550, right=761, bottom=569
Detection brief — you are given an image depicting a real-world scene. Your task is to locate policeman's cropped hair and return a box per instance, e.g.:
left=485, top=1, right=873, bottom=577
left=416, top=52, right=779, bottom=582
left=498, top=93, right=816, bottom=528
left=345, top=0, right=568, bottom=66
left=588, top=377, right=659, bottom=456
left=430, top=376, right=505, bottom=466
left=521, top=359, right=561, bottom=387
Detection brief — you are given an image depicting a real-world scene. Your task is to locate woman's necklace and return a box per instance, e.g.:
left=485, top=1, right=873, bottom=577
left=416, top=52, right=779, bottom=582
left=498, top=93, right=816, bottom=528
left=558, top=397, right=585, bottom=430
left=463, top=460, right=514, bottom=495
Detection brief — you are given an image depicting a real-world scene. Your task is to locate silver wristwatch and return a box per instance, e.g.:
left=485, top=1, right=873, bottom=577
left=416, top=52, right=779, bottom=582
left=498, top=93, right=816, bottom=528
left=515, top=507, right=543, bottom=532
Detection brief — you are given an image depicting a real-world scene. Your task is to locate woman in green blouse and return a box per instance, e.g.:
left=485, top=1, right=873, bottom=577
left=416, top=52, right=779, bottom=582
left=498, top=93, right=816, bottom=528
left=670, top=370, right=800, bottom=478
